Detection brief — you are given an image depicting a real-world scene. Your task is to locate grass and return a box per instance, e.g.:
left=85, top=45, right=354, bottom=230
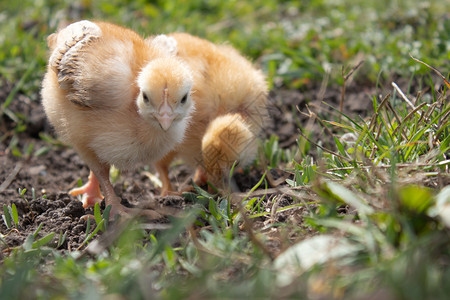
left=1, top=0, right=449, bottom=299
left=0, top=0, right=449, bottom=90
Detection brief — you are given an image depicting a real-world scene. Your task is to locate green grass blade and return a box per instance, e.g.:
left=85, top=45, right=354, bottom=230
left=323, top=181, right=374, bottom=217
left=57, top=231, right=67, bottom=248
left=208, top=198, right=220, bottom=220
left=322, top=102, right=364, bottom=130
left=33, top=223, right=43, bottom=238
left=103, top=205, right=112, bottom=230
left=32, top=232, right=55, bottom=249
left=3, top=205, right=12, bottom=229
left=1, top=59, right=37, bottom=113
left=11, top=203, right=18, bottom=226
left=94, top=203, right=102, bottom=227
left=242, top=172, right=266, bottom=203
left=83, top=219, right=104, bottom=244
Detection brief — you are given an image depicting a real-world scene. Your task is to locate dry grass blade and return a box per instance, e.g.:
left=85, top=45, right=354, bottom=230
left=422, top=102, right=439, bottom=124
left=298, top=104, right=335, bottom=139
left=410, top=54, right=450, bottom=89
left=325, top=159, right=450, bottom=172
left=237, top=201, right=275, bottom=260
left=298, top=129, right=361, bottom=163
left=391, top=82, right=418, bottom=111
left=369, top=93, right=391, bottom=132
left=384, top=101, right=408, bottom=140
left=403, top=102, right=428, bottom=123
left=0, top=162, right=23, bottom=193
left=340, top=60, right=365, bottom=113
left=343, top=60, right=365, bottom=81
left=392, top=102, right=428, bottom=137
left=266, top=168, right=291, bottom=187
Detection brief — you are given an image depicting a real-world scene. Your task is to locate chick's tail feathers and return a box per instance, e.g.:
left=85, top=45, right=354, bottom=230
left=201, top=113, right=259, bottom=186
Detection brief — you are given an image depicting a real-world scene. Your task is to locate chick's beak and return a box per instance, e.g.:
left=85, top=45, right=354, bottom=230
left=156, top=101, right=176, bottom=131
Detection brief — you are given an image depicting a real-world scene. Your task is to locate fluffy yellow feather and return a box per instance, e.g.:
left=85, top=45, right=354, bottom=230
left=153, top=33, right=268, bottom=193
left=41, top=21, right=194, bottom=216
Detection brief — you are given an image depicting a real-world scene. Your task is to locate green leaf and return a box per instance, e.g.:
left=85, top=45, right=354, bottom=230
left=80, top=219, right=105, bottom=248
left=208, top=198, right=221, bottom=220
left=192, top=181, right=214, bottom=199
left=3, top=205, right=11, bottom=229
left=23, top=234, right=35, bottom=251
left=218, top=199, right=230, bottom=220
left=34, top=146, right=51, bottom=157
left=57, top=231, right=67, bottom=248
left=398, top=185, right=433, bottom=214
left=87, top=220, right=104, bottom=241
left=11, top=203, right=18, bottom=225
left=242, top=172, right=266, bottom=202
left=182, top=192, right=209, bottom=206
left=19, top=188, right=27, bottom=198
left=11, top=148, right=22, bottom=157
left=24, top=143, right=34, bottom=158
left=334, top=136, right=346, bottom=156
left=33, top=223, right=43, bottom=238
left=285, top=179, right=296, bottom=187
left=229, top=160, right=238, bottom=181
left=164, top=245, right=177, bottom=268
left=441, top=134, right=450, bottom=152
left=94, top=203, right=102, bottom=226
left=319, top=181, right=374, bottom=216
left=250, top=197, right=266, bottom=214
left=103, top=205, right=112, bottom=230
left=32, top=232, right=55, bottom=249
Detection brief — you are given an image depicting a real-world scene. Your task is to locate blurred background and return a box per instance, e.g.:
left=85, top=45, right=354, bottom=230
left=1, top=0, right=449, bottom=99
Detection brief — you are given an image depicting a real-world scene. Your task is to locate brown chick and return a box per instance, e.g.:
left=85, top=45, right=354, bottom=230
left=152, top=33, right=268, bottom=194
left=41, top=21, right=195, bottom=217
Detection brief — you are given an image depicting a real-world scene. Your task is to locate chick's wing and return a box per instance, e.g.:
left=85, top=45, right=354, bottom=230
left=48, top=20, right=137, bottom=109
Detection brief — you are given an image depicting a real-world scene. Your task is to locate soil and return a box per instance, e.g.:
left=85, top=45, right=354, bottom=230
left=0, top=76, right=420, bottom=254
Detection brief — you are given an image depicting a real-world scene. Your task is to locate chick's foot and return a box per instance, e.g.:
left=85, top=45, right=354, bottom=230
left=69, top=171, right=104, bottom=208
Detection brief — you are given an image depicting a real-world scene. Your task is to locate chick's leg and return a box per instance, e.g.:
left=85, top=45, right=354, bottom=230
left=74, top=149, right=161, bottom=219
left=69, top=171, right=104, bottom=208
left=90, top=164, right=125, bottom=216
left=93, top=163, right=162, bottom=219
left=70, top=148, right=124, bottom=215
left=155, top=151, right=176, bottom=196
left=193, top=167, right=208, bottom=187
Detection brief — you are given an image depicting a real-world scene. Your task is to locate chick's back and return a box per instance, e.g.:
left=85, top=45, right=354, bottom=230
left=41, top=21, right=181, bottom=170
left=163, top=33, right=268, bottom=185
left=171, top=32, right=267, bottom=128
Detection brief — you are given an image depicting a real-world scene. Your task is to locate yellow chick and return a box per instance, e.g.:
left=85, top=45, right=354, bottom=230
left=152, top=33, right=268, bottom=194
left=41, top=21, right=194, bottom=216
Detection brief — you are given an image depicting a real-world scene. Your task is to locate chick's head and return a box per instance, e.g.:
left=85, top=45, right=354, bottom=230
left=137, top=57, right=194, bottom=131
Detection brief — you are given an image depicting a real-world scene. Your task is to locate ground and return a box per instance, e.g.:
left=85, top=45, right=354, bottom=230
left=0, top=78, right=417, bottom=253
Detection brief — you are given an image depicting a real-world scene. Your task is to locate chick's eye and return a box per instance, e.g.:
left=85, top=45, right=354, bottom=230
left=143, top=93, right=150, bottom=104
left=180, top=93, right=188, bottom=104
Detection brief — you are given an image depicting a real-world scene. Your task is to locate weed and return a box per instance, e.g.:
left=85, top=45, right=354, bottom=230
left=2, top=204, right=18, bottom=229
left=0, top=1, right=449, bottom=299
